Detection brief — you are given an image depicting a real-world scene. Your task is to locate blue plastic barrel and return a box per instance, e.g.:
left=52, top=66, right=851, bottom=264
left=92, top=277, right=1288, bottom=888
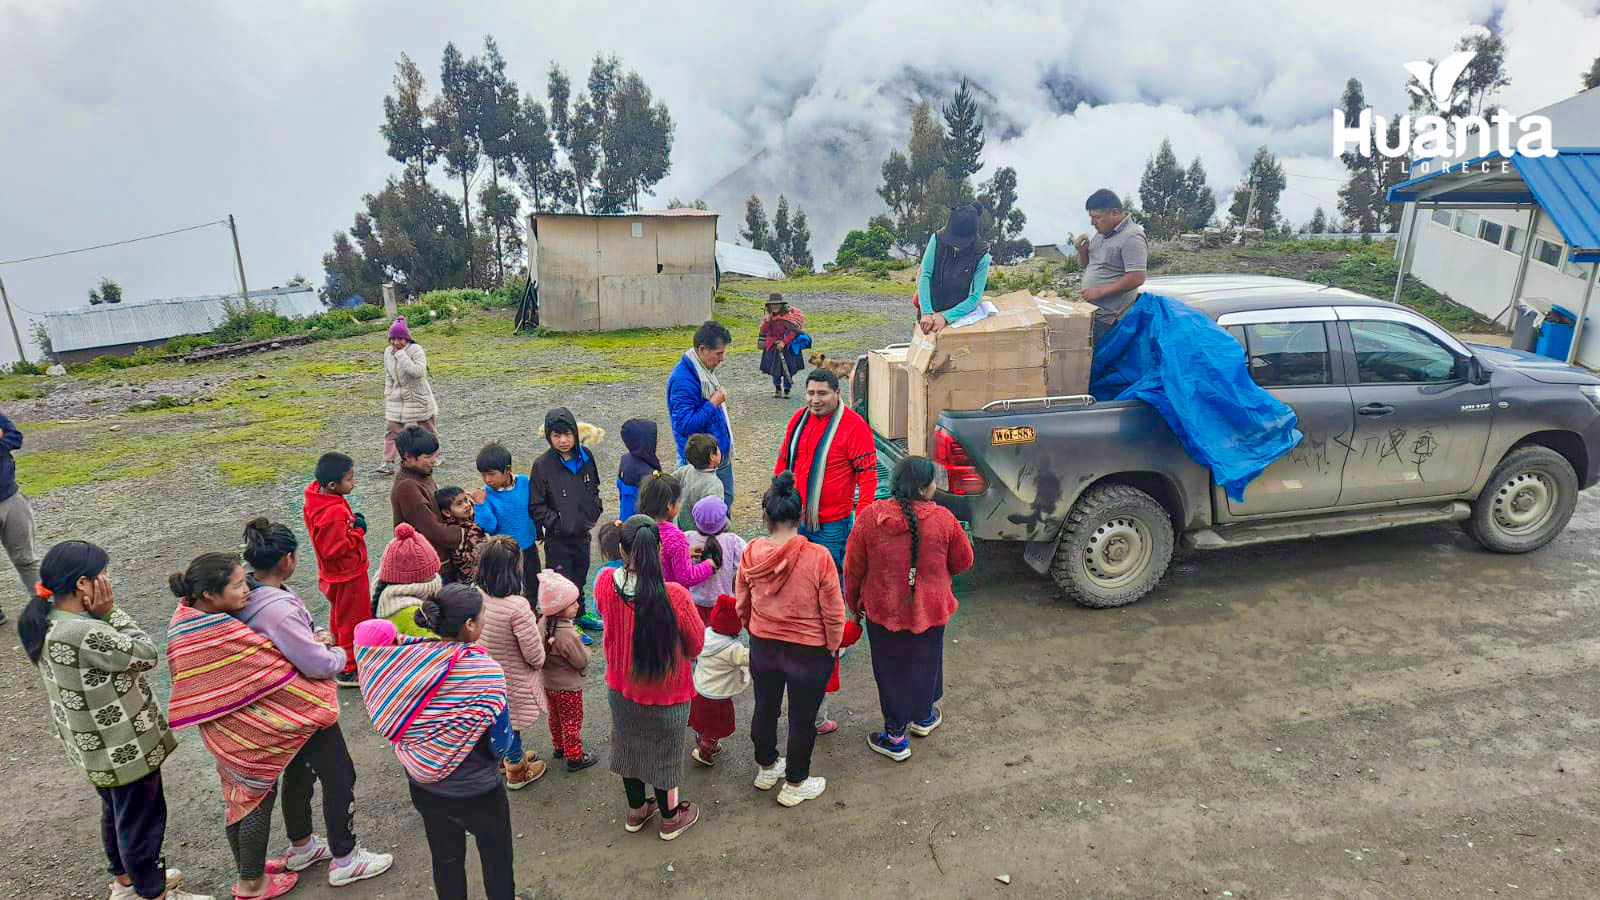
left=1536, top=304, right=1581, bottom=360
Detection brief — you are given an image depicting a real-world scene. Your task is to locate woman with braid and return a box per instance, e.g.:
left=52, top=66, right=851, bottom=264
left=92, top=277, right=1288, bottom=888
left=841, top=457, right=974, bottom=762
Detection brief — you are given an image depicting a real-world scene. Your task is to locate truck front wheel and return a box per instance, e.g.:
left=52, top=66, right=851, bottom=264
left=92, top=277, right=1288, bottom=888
left=1463, top=445, right=1579, bottom=553
left=1051, top=483, right=1175, bottom=608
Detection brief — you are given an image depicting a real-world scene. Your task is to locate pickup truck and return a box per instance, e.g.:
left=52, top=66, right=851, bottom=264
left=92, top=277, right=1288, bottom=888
left=854, top=274, right=1600, bottom=608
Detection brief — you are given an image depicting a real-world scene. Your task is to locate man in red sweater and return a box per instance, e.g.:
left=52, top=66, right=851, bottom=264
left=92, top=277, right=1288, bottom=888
left=774, top=368, right=878, bottom=576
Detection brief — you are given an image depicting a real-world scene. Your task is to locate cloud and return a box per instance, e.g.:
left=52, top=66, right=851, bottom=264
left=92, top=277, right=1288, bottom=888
left=0, top=0, right=1590, bottom=363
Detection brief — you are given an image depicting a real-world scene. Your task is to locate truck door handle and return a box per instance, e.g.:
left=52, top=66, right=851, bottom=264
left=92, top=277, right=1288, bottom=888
left=1358, top=403, right=1395, bottom=417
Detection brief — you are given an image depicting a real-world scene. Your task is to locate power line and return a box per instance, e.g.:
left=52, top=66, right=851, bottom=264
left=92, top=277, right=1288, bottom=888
left=0, top=219, right=229, bottom=267
left=1283, top=171, right=1347, bottom=183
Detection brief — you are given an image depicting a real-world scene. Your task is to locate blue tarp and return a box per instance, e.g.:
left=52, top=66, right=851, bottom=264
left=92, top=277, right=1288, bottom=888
left=1089, top=293, right=1303, bottom=502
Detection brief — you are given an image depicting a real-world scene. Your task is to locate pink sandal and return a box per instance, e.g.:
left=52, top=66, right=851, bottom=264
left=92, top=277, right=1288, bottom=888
left=234, top=870, right=299, bottom=899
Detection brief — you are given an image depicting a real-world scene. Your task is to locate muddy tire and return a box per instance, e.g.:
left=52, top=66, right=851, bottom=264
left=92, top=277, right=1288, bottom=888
left=1050, top=483, right=1174, bottom=608
left=1463, top=445, right=1578, bottom=554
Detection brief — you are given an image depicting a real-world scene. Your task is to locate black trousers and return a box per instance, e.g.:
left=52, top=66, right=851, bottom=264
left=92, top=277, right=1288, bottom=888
left=749, top=635, right=833, bottom=783
left=409, top=782, right=516, bottom=900
left=520, top=544, right=543, bottom=600
left=98, top=770, right=168, bottom=899
left=282, top=723, right=358, bottom=858
left=543, top=533, right=591, bottom=615
left=226, top=782, right=278, bottom=881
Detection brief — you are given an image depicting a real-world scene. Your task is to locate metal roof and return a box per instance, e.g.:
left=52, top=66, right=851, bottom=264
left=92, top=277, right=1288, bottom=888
left=45, top=285, right=324, bottom=353
left=1145, top=274, right=1395, bottom=320
left=1385, top=149, right=1600, bottom=262
left=714, top=241, right=785, bottom=280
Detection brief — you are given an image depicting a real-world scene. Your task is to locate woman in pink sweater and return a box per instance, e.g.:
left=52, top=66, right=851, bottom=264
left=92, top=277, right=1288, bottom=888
left=735, top=472, right=845, bottom=809
left=638, top=473, right=714, bottom=592
left=474, top=537, right=548, bottom=789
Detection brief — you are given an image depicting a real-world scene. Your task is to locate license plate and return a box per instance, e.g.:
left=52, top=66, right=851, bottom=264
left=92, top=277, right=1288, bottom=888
left=991, top=425, right=1036, bottom=446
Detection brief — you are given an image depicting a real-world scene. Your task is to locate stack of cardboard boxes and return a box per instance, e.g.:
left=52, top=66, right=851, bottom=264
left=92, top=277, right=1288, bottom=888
left=866, top=291, right=1095, bottom=455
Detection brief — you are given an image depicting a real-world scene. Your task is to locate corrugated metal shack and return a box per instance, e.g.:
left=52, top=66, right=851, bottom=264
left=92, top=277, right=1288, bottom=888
left=530, top=209, right=718, bottom=331
left=44, top=285, right=323, bottom=364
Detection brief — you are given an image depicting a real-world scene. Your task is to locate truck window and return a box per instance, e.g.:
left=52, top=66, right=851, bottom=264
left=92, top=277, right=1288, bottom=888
left=1228, top=322, right=1332, bottom=387
left=1349, top=320, right=1458, bottom=384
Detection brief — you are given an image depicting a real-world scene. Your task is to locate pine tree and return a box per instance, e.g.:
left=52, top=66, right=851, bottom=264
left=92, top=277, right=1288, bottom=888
left=1228, top=146, right=1286, bottom=229
left=1309, top=207, right=1328, bottom=234
left=1138, top=139, right=1188, bottom=239
left=788, top=208, right=814, bottom=272
left=1338, top=169, right=1379, bottom=233
left=1338, top=78, right=1369, bottom=172
left=742, top=195, right=771, bottom=251
left=1180, top=157, right=1216, bottom=231
left=1584, top=56, right=1600, bottom=91
left=772, top=196, right=793, bottom=269
left=942, top=77, right=984, bottom=183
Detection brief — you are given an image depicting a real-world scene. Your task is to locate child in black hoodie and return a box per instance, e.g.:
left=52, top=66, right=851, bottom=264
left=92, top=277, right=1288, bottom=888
left=529, top=407, right=604, bottom=623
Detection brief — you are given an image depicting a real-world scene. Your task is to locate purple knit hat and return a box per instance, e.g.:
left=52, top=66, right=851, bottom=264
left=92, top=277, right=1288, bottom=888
left=388, top=317, right=412, bottom=341
left=692, top=495, right=728, bottom=533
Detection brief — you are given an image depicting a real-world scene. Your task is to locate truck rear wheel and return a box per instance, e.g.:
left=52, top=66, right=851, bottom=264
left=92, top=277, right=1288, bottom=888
left=1051, top=483, right=1174, bottom=608
left=1463, top=445, right=1578, bottom=554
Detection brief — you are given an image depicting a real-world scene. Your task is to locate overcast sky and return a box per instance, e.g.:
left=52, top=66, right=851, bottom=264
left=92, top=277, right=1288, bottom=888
left=1, top=0, right=1596, bottom=364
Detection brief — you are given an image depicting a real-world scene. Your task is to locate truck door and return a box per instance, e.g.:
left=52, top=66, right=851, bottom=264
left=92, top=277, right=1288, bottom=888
left=1335, top=307, right=1494, bottom=505
left=1217, top=308, right=1353, bottom=517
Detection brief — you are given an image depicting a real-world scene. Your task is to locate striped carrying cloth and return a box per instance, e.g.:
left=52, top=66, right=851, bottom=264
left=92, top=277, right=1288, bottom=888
left=782, top=400, right=844, bottom=530
left=354, top=631, right=507, bottom=783
left=166, top=605, right=340, bottom=823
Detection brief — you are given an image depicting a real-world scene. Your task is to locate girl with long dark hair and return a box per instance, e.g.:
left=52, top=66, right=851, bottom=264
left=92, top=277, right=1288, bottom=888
left=593, top=514, right=706, bottom=840
left=842, top=456, right=974, bottom=762
left=735, top=472, right=847, bottom=808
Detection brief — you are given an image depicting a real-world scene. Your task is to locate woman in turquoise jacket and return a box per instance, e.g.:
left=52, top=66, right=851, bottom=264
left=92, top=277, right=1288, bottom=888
left=916, top=204, right=991, bottom=335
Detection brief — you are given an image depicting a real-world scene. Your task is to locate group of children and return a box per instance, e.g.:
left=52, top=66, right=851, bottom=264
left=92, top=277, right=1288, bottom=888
left=21, top=403, right=850, bottom=900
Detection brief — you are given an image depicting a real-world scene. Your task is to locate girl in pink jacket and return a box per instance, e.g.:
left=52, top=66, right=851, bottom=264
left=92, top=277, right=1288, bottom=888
left=474, top=537, right=548, bottom=790
left=638, top=473, right=715, bottom=593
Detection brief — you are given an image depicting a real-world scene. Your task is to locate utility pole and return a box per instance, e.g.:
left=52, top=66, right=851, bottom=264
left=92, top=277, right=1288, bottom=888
left=0, top=277, right=27, bottom=363
left=228, top=214, right=250, bottom=306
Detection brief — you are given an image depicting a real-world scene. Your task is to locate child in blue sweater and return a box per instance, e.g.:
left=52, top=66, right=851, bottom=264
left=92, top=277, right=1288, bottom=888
left=473, top=443, right=541, bottom=600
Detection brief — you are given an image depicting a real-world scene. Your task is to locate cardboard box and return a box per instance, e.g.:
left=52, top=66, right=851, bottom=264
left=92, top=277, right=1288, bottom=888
left=867, top=346, right=910, bottom=440
left=905, top=293, right=1050, bottom=456
left=1035, top=294, right=1096, bottom=395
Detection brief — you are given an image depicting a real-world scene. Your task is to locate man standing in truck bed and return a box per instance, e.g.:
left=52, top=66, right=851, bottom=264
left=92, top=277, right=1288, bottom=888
left=1076, top=188, right=1149, bottom=342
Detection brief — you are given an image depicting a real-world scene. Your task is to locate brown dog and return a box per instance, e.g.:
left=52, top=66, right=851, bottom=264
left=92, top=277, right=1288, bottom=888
left=807, top=351, right=857, bottom=382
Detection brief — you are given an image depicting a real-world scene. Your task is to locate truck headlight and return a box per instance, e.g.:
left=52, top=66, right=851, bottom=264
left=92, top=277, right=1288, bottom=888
left=1581, top=385, right=1600, bottom=413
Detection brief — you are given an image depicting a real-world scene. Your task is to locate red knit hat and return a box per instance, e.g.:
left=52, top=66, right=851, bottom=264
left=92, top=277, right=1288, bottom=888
left=378, top=523, right=440, bottom=584
left=710, top=594, right=742, bottom=637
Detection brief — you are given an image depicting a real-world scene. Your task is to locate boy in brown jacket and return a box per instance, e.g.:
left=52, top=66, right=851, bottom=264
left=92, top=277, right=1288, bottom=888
left=538, top=569, right=597, bottom=771
left=389, top=425, right=467, bottom=579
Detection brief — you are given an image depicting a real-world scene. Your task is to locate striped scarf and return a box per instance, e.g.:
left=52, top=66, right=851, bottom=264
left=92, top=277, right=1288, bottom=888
left=166, top=605, right=340, bottom=824
left=782, top=402, right=845, bottom=530
left=354, top=635, right=507, bottom=783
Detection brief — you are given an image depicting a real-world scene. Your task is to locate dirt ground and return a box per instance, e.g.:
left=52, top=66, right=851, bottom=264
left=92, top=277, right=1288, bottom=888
left=3, top=284, right=1599, bottom=898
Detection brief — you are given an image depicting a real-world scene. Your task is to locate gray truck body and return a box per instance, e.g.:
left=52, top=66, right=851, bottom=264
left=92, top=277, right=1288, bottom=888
left=859, top=275, right=1600, bottom=600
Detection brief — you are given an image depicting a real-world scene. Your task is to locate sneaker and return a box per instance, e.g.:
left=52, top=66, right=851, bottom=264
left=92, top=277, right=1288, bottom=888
left=814, top=719, right=838, bottom=736
left=373, top=463, right=395, bottom=476
left=908, top=706, right=942, bottom=737
left=773, top=388, right=783, bottom=398
left=283, top=836, right=332, bottom=872
left=566, top=751, right=599, bottom=772
left=658, top=802, right=700, bottom=841
left=753, top=757, right=787, bottom=790
left=110, top=869, right=185, bottom=900
left=504, top=757, right=547, bottom=790
left=327, top=847, right=393, bottom=886
left=580, top=632, right=594, bottom=646
left=576, top=613, right=604, bottom=631
left=624, top=798, right=660, bottom=833
left=776, top=776, right=827, bottom=807
left=868, top=731, right=912, bottom=761
left=333, top=670, right=360, bottom=689
left=783, top=389, right=791, bottom=398
left=691, top=746, right=715, bottom=767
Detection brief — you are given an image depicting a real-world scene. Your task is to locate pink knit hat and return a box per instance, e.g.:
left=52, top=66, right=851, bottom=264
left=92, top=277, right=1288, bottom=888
left=378, top=523, right=440, bottom=584
left=353, top=618, right=397, bottom=648
left=388, top=316, right=412, bottom=342
left=536, top=569, right=580, bottom=617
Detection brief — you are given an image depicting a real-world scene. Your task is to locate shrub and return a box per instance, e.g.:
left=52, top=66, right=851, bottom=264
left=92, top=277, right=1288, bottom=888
left=835, top=224, right=895, bottom=267
left=161, top=335, right=216, bottom=355
left=6, top=360, right=46, bottom=375
left=351, top=303, right=385, bottom=321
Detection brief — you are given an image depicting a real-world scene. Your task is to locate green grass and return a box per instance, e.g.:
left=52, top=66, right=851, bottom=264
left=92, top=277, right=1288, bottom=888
left=733, top=273, right=909, bottom=296
left=1303, top=244, right=1501, bottom=333
left=217, top=449, right=321, bottom=486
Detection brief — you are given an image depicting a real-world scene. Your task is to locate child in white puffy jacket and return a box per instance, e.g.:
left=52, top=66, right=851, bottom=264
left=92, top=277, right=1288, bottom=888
left=689, top=594, right=749, bottom=766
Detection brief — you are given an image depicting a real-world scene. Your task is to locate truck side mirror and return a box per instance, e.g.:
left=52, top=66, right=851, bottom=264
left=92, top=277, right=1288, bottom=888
left=1466, top=355, right=1491, bottom=385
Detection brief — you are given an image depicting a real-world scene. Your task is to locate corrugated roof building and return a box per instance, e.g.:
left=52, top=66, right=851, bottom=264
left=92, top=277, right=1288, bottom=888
left=44, top=285, right=323, bottom=364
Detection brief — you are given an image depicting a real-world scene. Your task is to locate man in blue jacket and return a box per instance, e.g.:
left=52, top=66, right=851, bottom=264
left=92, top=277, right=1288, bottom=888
left=0, top=413, right=39, bottom=626
left=667, top=321, right=735, bottom=507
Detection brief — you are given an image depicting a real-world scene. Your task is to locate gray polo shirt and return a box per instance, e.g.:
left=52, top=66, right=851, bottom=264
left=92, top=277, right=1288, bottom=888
left=1082, top=215, right=1149, bottom=322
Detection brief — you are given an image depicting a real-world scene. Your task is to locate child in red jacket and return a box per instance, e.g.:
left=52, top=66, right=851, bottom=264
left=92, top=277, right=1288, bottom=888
left=303, top=452, right=370, bottom=688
